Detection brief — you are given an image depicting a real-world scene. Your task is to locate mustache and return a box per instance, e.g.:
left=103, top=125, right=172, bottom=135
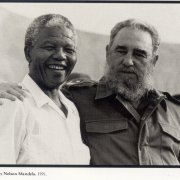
left=116, top=66, right=137, bottom=75
left=120, top=69, right=135, bottom=73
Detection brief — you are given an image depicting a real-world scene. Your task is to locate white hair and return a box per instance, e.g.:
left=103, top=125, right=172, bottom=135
left=25, top=14, right=77, bottom=48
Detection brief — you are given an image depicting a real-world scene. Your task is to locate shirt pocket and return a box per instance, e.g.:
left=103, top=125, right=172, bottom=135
left=86, top=119, right=128, bottom=134
left=159, top=122, right=180, bottom=164
left=159, top=123, right=180, bottom=142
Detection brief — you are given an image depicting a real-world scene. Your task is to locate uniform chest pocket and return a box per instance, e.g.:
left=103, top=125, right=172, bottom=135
left=159, top=122, right=180, bottom=142
left=85, top=119, right=128, bottom=134
left=159, top=122, right=180, bottom=164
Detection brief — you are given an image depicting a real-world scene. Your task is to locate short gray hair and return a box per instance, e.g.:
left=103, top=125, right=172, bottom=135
left=25, top=14, right=77, bottom=47
left=109, top=19, right=160, bottom=55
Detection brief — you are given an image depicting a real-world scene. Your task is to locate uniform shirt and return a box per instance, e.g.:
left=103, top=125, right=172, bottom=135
left=66, top=78, right=180, bottom=165
left=0, top=74, right=90, bottom=164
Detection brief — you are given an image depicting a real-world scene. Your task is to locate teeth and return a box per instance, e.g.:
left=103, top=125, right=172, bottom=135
left=48, top=65, right=65, bottom=70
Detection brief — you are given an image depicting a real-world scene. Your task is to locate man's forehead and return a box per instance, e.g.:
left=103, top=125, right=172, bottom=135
left=38, top=26, right=76, bottom=42
left=112, top=27, right=153, bottom=51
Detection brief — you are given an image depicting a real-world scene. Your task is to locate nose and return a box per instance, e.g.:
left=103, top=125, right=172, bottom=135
left=123, top=53, right=134, bottom=66
left=53, top=48, right=66, bottom=60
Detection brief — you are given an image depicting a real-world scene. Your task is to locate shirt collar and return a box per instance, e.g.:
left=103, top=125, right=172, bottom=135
left=95, top=77, right=167, bottom=111
left=95, top=77, right=115, bottom=100
left=20, top=74, right=56, bottom=108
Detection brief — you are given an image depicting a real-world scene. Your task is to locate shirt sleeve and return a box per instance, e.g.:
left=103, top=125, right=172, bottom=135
left=0, top=99, right=27, bottom=164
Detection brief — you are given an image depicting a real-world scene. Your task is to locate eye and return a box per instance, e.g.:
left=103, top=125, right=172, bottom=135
left=134, top=50, right=148, bottom=59
left=42, top=45, right=55, bottom=51
left=114, top=47, right=127, bottom=55
left=116, top=49, right=127, bottom=54
left=65, top=48, right=76, bottom=55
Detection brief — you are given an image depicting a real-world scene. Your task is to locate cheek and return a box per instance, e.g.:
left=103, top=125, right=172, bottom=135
left=29, top=57, right=47, bottom=76
left=135, top=61, right=153, bottom=76
left=108, top=59, right=122, bottom=71
left=108, top=53, right=123, bottom=66
left=31, top=49, right=51, bottom=61
left=30, top=59, right=43, bottom=72
left=32, top=51, right=49, bottom=66
left=67, top=57, right=77, bottom=70
left=146, top=64, right=154, bottom=75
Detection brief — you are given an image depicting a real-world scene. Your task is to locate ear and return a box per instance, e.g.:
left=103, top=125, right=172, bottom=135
left=24, top=46, right=32, bottom=64
left=106, top=45, right=109, bottom=59
left=152, top=55, right=158, bottom=66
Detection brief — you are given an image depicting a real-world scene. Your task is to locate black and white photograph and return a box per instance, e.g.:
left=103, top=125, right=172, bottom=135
left=0, top=1, right=180, bottom=179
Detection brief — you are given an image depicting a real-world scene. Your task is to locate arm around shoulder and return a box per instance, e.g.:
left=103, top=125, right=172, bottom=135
left=0, top=82, right=26, bottom=105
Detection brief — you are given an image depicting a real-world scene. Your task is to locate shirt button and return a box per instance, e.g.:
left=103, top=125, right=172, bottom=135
left=141, top=117, right=145, bottom=121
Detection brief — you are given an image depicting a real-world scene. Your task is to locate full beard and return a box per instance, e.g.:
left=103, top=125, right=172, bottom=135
left=104, top=64, right=154, bottom=102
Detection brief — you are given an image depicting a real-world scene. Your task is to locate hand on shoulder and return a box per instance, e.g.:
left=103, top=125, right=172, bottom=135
left=0, top=82, right=26, bottom=105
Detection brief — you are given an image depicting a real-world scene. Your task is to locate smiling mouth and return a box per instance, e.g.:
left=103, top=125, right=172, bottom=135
left=47, top=65, right=67, bottom=70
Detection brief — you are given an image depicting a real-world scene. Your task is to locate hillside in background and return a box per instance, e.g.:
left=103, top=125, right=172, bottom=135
left=0, top=7, right=180, bottom=94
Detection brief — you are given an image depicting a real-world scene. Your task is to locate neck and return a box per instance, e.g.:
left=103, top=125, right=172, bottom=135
left=43, top=87, right=67, bottom=117
left=42, top=88, right=61, bottom=107
left=29, top=73, right=61, bottom=100
left=44, top=88, right=60, bottom=101
left=130, top=99, right=141, bottom=109
left=119, top=92, right=142, bottom=108
left=29, top=74, right=67, bottom=116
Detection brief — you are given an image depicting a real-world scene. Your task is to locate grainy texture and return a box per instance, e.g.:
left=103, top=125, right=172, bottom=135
left=0, top=7, right=180, bottom=94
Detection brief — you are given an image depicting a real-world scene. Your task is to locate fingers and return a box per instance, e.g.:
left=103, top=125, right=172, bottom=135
left=0, top=82, right=26, bottom=102
left=6, top=89, right=24, bottom=101
left=12, top=86, right=26, bottom=98
left=0, top=91, right=16, bottom=101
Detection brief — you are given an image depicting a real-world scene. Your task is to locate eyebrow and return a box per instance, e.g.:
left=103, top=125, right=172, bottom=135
left=134, top=48, right=148, bottom=56
left=115, top=45, right=150, bottom=57
left=41, top=40, right=55, bottom=44
left=41, top=40, right=75, bottom=46
left=115, top=45, right=127, bottom=50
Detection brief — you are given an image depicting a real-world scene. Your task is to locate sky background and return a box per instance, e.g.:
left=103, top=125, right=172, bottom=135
left=0, top=2, right=180, bottom=43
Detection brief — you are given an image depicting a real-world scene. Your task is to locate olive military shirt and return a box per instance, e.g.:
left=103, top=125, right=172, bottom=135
left=64, top=78, right=180, bottom=165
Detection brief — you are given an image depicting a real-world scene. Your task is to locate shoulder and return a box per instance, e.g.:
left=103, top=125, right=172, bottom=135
left=160, top=91, right=180, bottom=119
left=173, top=94, right=180, bottom=101
left=161, top=91, right=180, bottom=106
left=65, top=78, right=98, bottom=88
left=62, top=78, right=98, bottom=101
left=0, top=99, right=29, bottom=125
left=0, top=98, right=25, bottom=111
left=157, top=92, right=180, bottom=129
left=0, top=94, right=33, bottom=116
left=62, top=78, right=97, bottom=93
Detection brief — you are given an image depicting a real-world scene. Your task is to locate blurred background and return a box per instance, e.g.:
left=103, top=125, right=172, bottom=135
left=0, top=3, right=180, bottom=94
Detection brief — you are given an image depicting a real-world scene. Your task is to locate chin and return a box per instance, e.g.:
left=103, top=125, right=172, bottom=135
left=117, top=79, right=154, bottom=102
left=117, top=85, right=145, bottom=102
left=41, top=80, right=62, bottom=90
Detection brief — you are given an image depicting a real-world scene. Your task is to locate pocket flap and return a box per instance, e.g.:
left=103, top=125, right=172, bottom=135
left=86, top=120, right=128, bottom=133
left=159, top=122, right=180, bottom=141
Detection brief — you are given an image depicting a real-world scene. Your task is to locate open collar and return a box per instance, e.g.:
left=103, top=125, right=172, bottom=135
left=95, top=77, right=167, bottom=121
left=21, top=74, right=51, bottom=108
left=20, top=74, right=70, bottom=119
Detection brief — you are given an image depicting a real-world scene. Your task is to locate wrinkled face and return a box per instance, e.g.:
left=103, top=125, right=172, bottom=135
left=25, top=26, right=77, bottom=90
left=105, top=27, right=157, bottom=100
